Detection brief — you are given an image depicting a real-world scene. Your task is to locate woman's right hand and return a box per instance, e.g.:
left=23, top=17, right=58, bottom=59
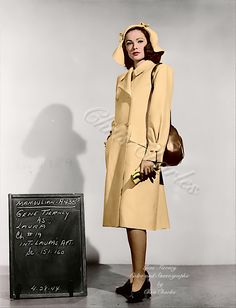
left=140, top=160, right=155, bottom=176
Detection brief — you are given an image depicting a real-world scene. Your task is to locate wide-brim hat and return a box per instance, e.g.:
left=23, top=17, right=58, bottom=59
left=112, top=22, right=165, bottom=66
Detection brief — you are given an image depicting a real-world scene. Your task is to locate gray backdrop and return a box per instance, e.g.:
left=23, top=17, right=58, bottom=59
left=0, top=0, right=235, bottom=265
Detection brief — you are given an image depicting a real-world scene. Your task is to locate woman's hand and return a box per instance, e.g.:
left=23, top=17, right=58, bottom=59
left=140, top=160, right=155, bottom=176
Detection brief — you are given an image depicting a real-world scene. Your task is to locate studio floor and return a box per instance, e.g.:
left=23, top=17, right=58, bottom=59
left=0, top=264, right=235, bottom=308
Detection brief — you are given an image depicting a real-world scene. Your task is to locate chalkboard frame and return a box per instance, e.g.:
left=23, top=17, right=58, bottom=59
left=8, top=193, right=87, bottom=299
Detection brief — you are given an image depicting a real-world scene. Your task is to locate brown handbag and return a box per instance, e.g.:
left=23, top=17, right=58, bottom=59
left=149, top=63, right=185, bottom=167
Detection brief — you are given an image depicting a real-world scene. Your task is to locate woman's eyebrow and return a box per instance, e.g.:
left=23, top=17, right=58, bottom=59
left=126, top=37, right=144, bottom=42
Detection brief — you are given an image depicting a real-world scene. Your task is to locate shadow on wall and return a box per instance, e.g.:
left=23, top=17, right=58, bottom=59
left=86, top=237, right=100, bottom=264
left=22, top=104, right=99, bottom=264
left=22, top=104, right=86, bottom=193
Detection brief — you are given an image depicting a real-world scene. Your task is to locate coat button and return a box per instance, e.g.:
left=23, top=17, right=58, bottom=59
left=149, top=143, right=161, bottom=151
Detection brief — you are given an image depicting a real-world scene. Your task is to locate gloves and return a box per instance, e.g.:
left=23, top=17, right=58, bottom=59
left=131, top=166, right=160, bottom=185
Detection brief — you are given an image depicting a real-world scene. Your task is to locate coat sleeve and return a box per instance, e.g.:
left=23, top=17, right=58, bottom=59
left=142, top=63, right=174, bottom=163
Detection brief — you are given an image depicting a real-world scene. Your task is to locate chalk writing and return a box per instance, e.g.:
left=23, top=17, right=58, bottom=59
left=31, top=285, right=60, bottom=292
left=40, top=248, right=65, bottom=255
left=16, top=221, right=46, bottom=229
left=9, top=194, right=86, bottom=299
left=18, top=239, right=74, bottom=247
left=14, top=202, right=75, bottom=258
left=16, top=198, right=80, bottom=207
left=25, top=247, right=35, bottom=256
left=16, top=209, right=70, bottom=220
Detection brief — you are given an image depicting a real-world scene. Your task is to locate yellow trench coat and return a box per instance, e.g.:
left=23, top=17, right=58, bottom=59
left=103, top=60, right=174, bottom=231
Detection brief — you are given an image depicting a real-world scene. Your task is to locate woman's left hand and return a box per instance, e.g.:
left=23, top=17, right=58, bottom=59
left=140, top=160, right=155, bottom=176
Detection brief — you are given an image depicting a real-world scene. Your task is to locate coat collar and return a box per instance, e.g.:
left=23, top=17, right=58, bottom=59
left=118, top=60, right=155, bottom=96
left=132, top=60, right=155, bottom=78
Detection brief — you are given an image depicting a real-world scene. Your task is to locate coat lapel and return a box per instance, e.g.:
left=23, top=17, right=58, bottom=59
left=132, top=60, right=155, bottom=78
left=117, top=68, right=133, bottom=97
left=117, top=60, right=155, bottom=96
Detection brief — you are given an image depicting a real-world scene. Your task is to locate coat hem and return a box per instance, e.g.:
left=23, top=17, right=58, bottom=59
left=102, top=224, right=170, bottom=231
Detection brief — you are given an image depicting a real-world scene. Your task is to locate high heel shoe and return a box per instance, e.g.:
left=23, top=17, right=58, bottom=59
left=126, top=275, right=151, bottom=303
left=115, top=278, right=132, bottom=298
left=115, top=270, right=149, bottom=299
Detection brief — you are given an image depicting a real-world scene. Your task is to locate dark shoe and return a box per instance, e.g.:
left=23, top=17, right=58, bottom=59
left=126, top=275, right=151, bottom=303
left=115, top=278, right=132, bottom=298
left=116, top=270, right=149, bottom=299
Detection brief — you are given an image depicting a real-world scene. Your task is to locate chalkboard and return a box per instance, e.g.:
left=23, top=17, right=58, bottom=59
left=8, top=193, right=87, bottom=299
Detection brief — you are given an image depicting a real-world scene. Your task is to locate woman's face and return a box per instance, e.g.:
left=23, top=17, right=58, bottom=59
left=125, top=29, right=147, bottom=65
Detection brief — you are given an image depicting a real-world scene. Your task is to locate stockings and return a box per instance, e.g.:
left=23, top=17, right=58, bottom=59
left=126, top=228, right=147, bottom=290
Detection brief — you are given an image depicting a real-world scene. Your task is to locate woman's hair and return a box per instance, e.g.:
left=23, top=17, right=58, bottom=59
left=122, top=26, right=164, bottom=69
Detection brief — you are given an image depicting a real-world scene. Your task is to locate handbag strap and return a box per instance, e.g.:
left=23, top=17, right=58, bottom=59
left=150, top=63, right=172, bottom=124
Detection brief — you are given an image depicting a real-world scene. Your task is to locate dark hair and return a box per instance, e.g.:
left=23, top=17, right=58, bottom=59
left=122, top=26, right=164, bottom=69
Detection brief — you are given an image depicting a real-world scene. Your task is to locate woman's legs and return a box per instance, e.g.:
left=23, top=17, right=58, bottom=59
left=126, top=228, right=147, bottom=291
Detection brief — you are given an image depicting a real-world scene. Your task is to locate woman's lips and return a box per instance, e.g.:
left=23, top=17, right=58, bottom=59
left=132, top=52, right=140, bottom=56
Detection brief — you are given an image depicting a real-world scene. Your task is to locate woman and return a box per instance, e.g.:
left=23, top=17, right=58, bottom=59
left=103, top=22, right=174, bottom=303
